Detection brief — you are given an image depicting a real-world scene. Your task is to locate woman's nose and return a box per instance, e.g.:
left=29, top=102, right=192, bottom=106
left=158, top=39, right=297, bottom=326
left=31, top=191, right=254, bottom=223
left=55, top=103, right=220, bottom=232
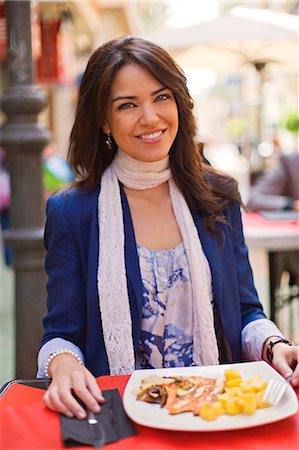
left=139, top=105, right=159, bottom=126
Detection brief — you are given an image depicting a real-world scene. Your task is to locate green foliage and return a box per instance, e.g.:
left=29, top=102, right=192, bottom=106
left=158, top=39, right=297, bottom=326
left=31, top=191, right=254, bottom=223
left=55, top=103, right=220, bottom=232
left=281, top=111, right=299, bottom=134
left=43, top=168, right=70, bottom=192
left=227, top=117, right=249, bottom=139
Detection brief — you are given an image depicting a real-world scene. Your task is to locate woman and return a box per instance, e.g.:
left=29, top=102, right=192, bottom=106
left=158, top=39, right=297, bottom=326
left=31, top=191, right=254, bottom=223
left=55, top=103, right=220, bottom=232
left=38, top=36, right=299, bottom=420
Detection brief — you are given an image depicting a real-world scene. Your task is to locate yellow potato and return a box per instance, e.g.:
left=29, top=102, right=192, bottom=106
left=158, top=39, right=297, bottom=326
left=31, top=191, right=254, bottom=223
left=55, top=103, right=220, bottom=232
left=223, top=398, right=244, bottom=415
left=248, top=375, right=267, bottom=392
left=239, top=384, right=255, bottom=394
left=257, top=401, right=272, bottom=409
left=220, top=374, right=272, bottom=416
left=212, top=401, right=225, bottom=416
left=199, top=402, right=224, bottom=421
left=224, top=387, right=244, bottom=398
left=256, top=390, right=272, bottom=409
left=217, top=392, right=230, bottom=404
left=243, top=393, right=258, bottom=415
left=224, top=369, right=242, bottom=381
left=226, top=378, right=242, bottom=388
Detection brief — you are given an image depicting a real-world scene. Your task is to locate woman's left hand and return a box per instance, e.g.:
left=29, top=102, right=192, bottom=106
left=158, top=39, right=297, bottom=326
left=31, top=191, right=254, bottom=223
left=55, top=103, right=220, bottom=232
left=269, top=342, right=299, bottom=387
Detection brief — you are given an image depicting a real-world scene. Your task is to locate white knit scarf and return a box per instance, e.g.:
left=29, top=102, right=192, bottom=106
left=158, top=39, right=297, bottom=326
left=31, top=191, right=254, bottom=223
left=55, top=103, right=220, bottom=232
left=98, top=149, right=219, bottom=375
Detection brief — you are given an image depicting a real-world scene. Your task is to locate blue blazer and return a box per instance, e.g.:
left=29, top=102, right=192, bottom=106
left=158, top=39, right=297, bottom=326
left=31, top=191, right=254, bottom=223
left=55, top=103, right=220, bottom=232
left=41, top=184, right=266, bottom=377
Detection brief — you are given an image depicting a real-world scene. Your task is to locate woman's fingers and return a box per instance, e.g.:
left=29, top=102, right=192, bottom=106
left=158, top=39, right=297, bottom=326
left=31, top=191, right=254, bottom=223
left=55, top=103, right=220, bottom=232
left=70, top=372, right=102, bottom=415
left=272, top=344, right=299, bottom=386
left=44, top=385, right=76, bottom=418
left=86, top=375, right=106, bottom=404
left=47, top=375, right=87, bottom=418
left=44, top=368, right=104, bottom=419
left=289, top=346, right=299, bottom=386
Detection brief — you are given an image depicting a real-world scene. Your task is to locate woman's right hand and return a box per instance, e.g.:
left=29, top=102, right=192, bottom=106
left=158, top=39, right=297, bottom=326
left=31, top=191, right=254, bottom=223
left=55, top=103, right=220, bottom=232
left=43, top=354, right=105, bottom=419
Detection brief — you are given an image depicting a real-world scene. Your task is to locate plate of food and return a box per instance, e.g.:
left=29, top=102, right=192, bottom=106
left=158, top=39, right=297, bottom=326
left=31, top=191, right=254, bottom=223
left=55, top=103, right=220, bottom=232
left=123, top=361, right=298, bottom=431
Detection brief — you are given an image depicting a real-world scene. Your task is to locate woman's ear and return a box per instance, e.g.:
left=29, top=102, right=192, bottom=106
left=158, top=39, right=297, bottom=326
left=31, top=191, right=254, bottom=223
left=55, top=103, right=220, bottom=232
left=102, top=120, right=110, bottom=135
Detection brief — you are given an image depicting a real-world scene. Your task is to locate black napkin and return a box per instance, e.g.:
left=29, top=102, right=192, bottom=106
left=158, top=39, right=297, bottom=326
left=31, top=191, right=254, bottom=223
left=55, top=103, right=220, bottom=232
left=60, top=389, right=137, bottom=449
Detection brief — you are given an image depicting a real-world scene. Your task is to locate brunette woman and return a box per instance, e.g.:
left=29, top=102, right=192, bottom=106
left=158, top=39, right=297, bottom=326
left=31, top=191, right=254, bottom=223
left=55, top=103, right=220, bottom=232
left=38, top=36, right=299, bottom=419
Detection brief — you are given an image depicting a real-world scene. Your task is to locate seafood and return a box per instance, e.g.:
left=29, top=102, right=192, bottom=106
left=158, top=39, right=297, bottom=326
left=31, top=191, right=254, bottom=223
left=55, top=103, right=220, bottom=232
left=135, top=375, right=225, bottom=416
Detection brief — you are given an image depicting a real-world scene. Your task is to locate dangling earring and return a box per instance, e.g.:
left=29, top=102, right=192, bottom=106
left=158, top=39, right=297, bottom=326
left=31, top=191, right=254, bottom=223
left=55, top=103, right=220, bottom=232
left=105, top=132, right=112, bottom=150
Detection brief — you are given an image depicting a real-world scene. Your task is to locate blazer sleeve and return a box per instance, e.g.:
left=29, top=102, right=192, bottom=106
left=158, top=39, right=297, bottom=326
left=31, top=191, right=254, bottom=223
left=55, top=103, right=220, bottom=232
left=228, top=201, right=266, bottom=328
left=40, top=193, right=87, bottom=353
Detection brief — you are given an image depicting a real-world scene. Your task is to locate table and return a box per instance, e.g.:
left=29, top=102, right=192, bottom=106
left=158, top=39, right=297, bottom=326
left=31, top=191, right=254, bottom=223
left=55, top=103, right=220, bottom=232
left=0, top=375, right=298, bottom=450
left=243, top=212, right=299, bottom=251
left=242, top=213, right=299, bottom=324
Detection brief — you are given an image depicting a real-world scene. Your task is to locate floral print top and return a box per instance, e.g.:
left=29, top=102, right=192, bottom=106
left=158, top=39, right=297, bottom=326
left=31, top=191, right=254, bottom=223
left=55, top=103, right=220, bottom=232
left=135, top=242, right=195, bottom=369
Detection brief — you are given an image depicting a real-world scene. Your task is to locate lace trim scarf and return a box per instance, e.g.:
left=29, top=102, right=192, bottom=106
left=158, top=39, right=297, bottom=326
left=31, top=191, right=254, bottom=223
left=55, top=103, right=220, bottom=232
left=98, top=149, right=219, bottom=374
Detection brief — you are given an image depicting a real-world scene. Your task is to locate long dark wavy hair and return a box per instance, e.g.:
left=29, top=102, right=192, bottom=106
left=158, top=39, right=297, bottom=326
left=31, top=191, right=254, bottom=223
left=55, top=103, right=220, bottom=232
left=68, top=36, right=240, bottom=229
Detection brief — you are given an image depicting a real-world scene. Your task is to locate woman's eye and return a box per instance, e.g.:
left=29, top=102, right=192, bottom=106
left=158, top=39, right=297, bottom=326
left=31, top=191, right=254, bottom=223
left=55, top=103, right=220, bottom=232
left=118, top=103, right=135, bottom=110
left=155, top=93, right=170, bottom=102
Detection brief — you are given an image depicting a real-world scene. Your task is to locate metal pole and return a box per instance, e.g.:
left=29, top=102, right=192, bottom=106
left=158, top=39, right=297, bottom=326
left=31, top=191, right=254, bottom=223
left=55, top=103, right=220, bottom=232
left=1, top=0, right=51, bottom=377
left=253, top=61, right=267, bottom=145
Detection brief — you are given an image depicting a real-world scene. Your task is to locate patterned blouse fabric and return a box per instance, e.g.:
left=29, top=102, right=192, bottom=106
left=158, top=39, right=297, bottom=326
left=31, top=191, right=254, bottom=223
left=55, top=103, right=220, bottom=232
left=135, top=242, right=213, bottom=369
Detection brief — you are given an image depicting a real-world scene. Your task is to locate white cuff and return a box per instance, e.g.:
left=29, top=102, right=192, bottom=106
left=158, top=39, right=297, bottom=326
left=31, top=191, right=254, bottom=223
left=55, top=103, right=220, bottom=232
left=37, top=338, right=85, bottom=378
left=241, top=318, right=284, bottom=361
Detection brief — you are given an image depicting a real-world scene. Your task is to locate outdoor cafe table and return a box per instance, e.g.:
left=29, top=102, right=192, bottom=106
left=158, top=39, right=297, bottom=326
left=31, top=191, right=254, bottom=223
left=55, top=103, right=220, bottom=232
left=242, top=212, right=299, bottom=252
left=1, top=374, right=298, bottom=450
left=242, top=212, right=299, bottom=322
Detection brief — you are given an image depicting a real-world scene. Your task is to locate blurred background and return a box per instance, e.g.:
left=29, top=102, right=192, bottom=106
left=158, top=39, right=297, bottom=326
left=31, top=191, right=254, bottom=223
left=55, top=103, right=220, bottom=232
left=0, top=0, right=298, bottom=386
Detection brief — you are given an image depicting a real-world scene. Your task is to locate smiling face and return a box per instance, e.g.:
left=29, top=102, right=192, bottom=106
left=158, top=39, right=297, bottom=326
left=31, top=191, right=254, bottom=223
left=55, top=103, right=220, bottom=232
left=103, top=63, right=179, bottom=162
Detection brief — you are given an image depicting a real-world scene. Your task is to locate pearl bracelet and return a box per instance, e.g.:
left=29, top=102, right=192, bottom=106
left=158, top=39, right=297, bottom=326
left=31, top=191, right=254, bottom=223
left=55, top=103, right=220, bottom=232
left=44, top=349, right=83, bottom=378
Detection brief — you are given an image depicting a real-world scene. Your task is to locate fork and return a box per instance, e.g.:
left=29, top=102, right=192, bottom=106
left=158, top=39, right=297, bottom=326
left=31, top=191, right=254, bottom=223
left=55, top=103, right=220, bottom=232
left=262, top=377, right=292, bottom=406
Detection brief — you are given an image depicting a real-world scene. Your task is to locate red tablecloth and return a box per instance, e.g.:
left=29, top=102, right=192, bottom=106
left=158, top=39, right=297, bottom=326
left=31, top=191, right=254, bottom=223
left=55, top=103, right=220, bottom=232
left=1, top=375, right=298, bottom=450
left=242, top=212, right=299, bottom=231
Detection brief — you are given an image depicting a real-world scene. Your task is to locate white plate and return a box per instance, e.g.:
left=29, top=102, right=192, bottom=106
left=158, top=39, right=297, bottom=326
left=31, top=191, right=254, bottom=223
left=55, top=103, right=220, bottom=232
left=123, top=361, right=298, bottom=431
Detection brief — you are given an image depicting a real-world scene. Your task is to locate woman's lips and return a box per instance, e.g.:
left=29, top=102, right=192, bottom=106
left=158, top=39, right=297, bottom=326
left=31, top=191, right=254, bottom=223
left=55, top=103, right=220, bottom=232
left=136, top=129, right=166, bottom=141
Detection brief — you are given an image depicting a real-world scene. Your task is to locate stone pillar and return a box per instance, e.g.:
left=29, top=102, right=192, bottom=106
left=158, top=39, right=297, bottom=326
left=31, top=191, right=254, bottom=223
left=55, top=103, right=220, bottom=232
left=0, top=1, right=51, bottom=377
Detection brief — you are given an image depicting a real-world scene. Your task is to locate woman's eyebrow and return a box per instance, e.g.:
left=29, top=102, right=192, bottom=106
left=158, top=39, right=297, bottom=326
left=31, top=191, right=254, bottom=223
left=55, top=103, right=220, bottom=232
left=151, top=86, right=167, bottom=96
left=112, top=95, right=137, bottom=103
left=112, top=86, right=168, bottom=103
